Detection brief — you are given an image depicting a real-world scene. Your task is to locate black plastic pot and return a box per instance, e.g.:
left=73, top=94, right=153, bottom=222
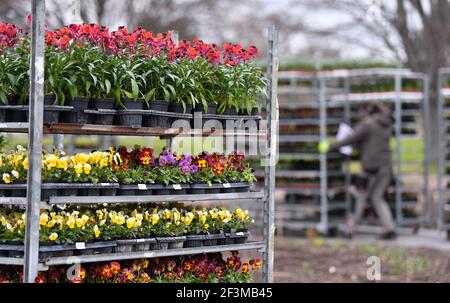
left=203, top=232, right=224, bottom=246
left=58, top=188, right=78, bottom=196
left=90, top=98, right=115, bottom=125
left=44, top=95, right=59, bottom=124
left=169, top=102, right=192, bottom=114
left=0, top=105, right=6, bottom=122
left=118, top=98, right=144, bottom=128
left=142, top=100, right=170, bottom=128
left=223, top=107, right=238, bottom=115
left=168, top=236, right=186, bottom=249
left=41, top=188, right=58, bottom=201
left=193, top=103, right=217, bottom=115
left=61, top=96, right=90, bottom=124
left=7, top=95, right=27, bottom=122
left=230, top=231, right=250, bottom=244
left=114, top=239, right=135, bottom=253
left=100, top=188, right=117, bottom=196
left=188, top=183, right=222, bottom=194
left=79, top=188, right=100, bottom=196
left=183, top=234, right=204, bottom=248
left=74, top=241, right=116, bottom=256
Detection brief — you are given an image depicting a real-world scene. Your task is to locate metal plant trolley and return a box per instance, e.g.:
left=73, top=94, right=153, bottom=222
left=274, top=68, right=430, bottom=235
left=0, top=1, right=278, bottom=283
left=437, top=67, right=450, bottom=240
left=274, top=71, right=349, bottom=235
left=322, top=68, right=430, bottom=230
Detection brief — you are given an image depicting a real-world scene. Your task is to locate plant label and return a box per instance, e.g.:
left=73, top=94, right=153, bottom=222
left=223, top=183, right=231, bottom=188
left=75, top=242, right=86, bottom=250
left=100, top=183, right=110, bottom=186
left=236, top=232, right=244, bottom=236
left=137, top=184, right=147, bottom=190
left=173, top=184, right=182, bottom=190
left=136, top=238, right=145, bottom=243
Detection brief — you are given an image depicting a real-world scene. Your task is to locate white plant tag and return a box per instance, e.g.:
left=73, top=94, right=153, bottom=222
left=136, top=238, right=145, bottom=243
left=100, top=183, right=110, bottom=186
left=137, top=184, right=147, bottom=190
left=223, top=183, right=231, bottom=188
left=75, top=242, right=86, bottom=250
left=236, top=232, right=244, bottom=236
left=173, top=184, right=182, bottom=190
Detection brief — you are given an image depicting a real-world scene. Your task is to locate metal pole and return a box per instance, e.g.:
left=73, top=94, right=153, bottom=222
left=394, top=74, right=402, bottom=227
left=343, top=77, right=352, bottom=217
left=53, top=134, right=64, bottom=151
left=167, top=30, right=179, bottom=150
left=263, top=25, right=278, bottom=283
left=318, top=77, right=328, bottom=233
left=24, top=0, right=45, bottom=283
left=437, top=70, right=445, bottom=230
left=422, top=75, right=431, bottom=226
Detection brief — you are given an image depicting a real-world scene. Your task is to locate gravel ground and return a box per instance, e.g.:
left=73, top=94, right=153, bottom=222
left=260, top=237, right=450, bottom=283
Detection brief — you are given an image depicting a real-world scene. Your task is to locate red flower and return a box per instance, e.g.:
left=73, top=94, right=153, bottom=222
left=187, top=47, right=198, bottom=59
left=241, top=263, right=249, bottom=273
left=35, top=275, right=46, bottom=283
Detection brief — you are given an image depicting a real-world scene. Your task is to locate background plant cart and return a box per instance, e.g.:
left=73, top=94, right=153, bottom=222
left=252, top=68, right=430, bottom=237
left=437, top=67, right=450, bottom=241
left=0, top=1, right=278, bottom=283
left=323, top=69, right=430, bottom=232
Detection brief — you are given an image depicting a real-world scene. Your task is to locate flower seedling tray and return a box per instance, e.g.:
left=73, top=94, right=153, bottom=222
left=155, top=236, right=186, bottom=250
left=115, top=238, right=157, bottom=253
left=188, top=183, right=223, bottom=194
left=221, top=182, right=252, bottom=193
left=183, top=234, right=205, bottom=248
left=230, top=231, right=250, bottom=244
left=0, top=241, right=116, bottom=259
left=202, top=232, right=225, bottom=246
left=0, top=183, right=119, bottom=200
left=24, top=105, right=74, bottom=124
left=151, top=184, right=190, bottom=195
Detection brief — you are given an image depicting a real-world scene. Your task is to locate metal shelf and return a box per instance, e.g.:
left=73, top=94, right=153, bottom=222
left=330, top=91, right=423, bottom=103
left=256, top=170, right=343, bottom=179
left=47, top=191, right=264, bottom=205
left=43, top=242, right=265, bottom=266
left=0, top=123, right=266, bottom=138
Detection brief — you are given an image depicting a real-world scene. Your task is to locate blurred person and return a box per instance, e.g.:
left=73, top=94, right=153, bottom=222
left=319, top=102, right=396, bottom=240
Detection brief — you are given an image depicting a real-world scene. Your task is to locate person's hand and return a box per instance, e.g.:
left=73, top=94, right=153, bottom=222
left=318, top=140, right=330, bottom=153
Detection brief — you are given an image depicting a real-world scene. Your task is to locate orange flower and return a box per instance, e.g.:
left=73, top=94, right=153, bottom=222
left=241, top=263, right=249, bottom=273
left=70, top=277, right=82, bottom=283
left=35, top=275, right=46, bottom=283
left=110, top=261, right=121, bottom=275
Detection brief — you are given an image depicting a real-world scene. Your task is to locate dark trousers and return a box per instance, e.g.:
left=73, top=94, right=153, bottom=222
left=346, top=166, right=396, bottom=233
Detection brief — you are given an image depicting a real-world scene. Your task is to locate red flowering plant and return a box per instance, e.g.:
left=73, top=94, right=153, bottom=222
left=223, top=151, right=257, bottom=184
left=114, top=145, right=156, bottom=184
left=191, top=152, right=228, bottom=186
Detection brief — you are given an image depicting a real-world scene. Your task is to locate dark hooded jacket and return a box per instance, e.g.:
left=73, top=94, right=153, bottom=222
left=330, top=111, right=392, bottom=172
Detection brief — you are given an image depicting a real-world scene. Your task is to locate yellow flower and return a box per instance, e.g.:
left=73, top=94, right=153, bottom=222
left=99, top=157, right=109, bottom=168
left=39, top=213, right=49, bottom=226
left=67, top=218, right=76, bottom=229
left=57, top=157, right=68, bottom=170
left=47, top=220, right=56, bottom=228
left=44, top=154, right=59, bottom=170
left=73, top=153, right=89, bottom=165
left=22, top=157, right=28, bottom=170
left=89, top=152, right=101, bottom=165
left=127, top=217, right=137, bottom=229
left=135, top=213, right=143, bottom=222
left=76, top=218, right=85, bottom=228
left=1, top=216, right=6, bottom=227
left=94, top=225, right=101, bottom=238
left=2, top=173, right=11, bottom=184
left=151, top=214, right=159, bottom=225
left=0, top=155, right=3, bottom=168
left=83, top=163, right=91, bottom=175
left=176, top=153, right=181, bottom=161
left=49, top=232, right=58, bottom=241
left=74, top=163, right=83, bottom=174
left=204, top=223, right=209, bottom=230
left=165, top=209, right=172, bottom=220
left=142, top=259, right=149, bottom=269
left=11, top=170, right=19, bottom=179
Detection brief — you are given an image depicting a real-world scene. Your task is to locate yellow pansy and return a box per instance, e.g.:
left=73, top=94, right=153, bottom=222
left=57, top=157, right=68, bottom=170
left=74, top=163, right=83, bottom=174
left=47, top=220, right=56, bottom=228
left=165, top=209, right=172, bottom=220
left=99, top=157, right=109, bottom=168
left=49, top=232, right=58, bottom=241
left=67, top=218, right=75, bottom=229
left=151, top=213, right=159, bottom=225
left=11, top=170, right=19, bottom=179
left=73, top=153, right=89, bottom=165
left=44, top=154, right=59, bottom=169
left=39, top=213, right=49, bottom=226
left=89, top=152, right=101, bottom=165
left=1, top=216, right=6, bottom=227
left=22, top=157, right=28, bottom=170
left=2, top=173, right=11, bottom=184
left=0, top=155, right=3, bottom=168
left=83, top=163, right=91, bottom=175
left=127, top=217, right=137, bottom=229
left=94, top=225, right=101, bottom=238
left=76, top=218, right=85, bottom=228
